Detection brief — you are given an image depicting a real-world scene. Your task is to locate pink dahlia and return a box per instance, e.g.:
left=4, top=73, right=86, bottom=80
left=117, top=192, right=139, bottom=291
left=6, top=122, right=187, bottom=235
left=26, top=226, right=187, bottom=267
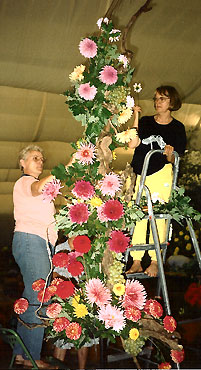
left=56, top=280, right=75, bottom=299
left=52, top=252, right=69, bottom=268
left=66, top=322, right=82, bottom=340
left=68, top=261, right=84, bottom=277
left=85, top=278, right=111, bottom=307
left=78, top=83, right=97, bottom=101
left=98, top=304, right=126, bottom=332
left=32, top=279, right=45, bottom=292
left=99, top=173, right=122, bottom=197
left=79, top=38, right=97, bottom=58
left=46, top=303, right=62, bottom=318
left=14, top=298, right=29, bottom=314
left=76, top=142, right=96, bottom=165
left=158, top=362, right=171, bottom=369
left=124, top=306, right=141, bottom=322
left=170, top=349, right=185, bottom=363
left=53, top=317, right=70, bottom=332
left=97, top=204, right=108, bottom=222
left=122, top=280, right=147, bottom=310
left=103, top=199, right=124, bottom=221
left=99, top=65, right=118, bottom=85
left=69, top=203, right=89, bottom=224
left=42, top=179, right=62, bottom=202
left=144, top=299, right=163, bottom=318
left=72, top=180, right=95, bottom=200
left=163, top=315, right=177, bottom=333
left=108, top=230, right=130, bottom=253
left=73, top=235, right=91, bottom=253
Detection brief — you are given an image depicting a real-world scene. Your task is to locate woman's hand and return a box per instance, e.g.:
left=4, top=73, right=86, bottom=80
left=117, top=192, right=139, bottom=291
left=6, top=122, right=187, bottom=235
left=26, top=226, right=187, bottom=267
left=133, top=105, right=142, bottom=113
left=163, top=144, right=175, bottom=163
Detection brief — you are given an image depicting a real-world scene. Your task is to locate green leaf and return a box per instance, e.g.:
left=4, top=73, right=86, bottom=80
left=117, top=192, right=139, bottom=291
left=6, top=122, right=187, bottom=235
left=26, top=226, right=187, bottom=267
left=51, top=163, right=67, bottom=181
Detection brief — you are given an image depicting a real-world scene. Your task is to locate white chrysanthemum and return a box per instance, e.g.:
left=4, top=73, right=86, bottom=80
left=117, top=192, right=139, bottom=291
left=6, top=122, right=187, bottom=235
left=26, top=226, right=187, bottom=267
left=126, top=95, right=135, bottom=108
left=133, top=82, right=142, bottom=93
left=118, top=108, right=133, bottom=124
left=118, top=54, right=129, bottom=68
left=116, top=129, right=137, bottom=144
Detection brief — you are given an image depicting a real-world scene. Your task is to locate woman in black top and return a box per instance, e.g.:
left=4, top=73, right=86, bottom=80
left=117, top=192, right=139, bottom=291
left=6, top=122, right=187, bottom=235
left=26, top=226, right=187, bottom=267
left=126, top=85, right=186, bottom=277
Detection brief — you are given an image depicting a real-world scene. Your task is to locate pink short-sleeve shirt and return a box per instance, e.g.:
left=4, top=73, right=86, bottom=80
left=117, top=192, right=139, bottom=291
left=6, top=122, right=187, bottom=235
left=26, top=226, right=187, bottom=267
left=13, top=176, right=58, bottom=246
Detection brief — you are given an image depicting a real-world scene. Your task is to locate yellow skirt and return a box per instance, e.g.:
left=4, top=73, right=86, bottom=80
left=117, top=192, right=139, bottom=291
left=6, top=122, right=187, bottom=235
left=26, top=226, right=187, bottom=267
left=130, top=164, right=173, bottom=261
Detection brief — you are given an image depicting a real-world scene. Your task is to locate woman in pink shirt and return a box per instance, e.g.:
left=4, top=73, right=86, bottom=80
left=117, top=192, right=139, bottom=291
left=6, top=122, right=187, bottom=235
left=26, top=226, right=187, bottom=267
left=12, top=145, right=58, bottom=369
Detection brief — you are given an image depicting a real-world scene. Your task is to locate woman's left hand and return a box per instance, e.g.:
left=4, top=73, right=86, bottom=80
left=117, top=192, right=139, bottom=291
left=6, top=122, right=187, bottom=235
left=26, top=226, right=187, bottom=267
left=163, top=144, right=174, bottom=163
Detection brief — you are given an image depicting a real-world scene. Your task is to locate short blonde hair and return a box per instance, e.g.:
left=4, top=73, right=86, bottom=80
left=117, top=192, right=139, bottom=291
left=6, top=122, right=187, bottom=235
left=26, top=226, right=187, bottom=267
left=18, top=145, right=44, bottom=170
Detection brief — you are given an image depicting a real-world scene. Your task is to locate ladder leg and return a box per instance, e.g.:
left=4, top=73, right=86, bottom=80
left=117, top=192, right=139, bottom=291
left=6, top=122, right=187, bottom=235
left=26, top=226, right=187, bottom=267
left=185, top=218, right=201, bottom=271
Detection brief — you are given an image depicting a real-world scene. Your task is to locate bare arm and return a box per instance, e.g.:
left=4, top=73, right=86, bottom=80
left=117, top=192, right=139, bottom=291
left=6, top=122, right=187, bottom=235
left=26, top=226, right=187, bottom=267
left=128, top=106, right=141, bottom=149
left=31, top=175, right=55, bottom=196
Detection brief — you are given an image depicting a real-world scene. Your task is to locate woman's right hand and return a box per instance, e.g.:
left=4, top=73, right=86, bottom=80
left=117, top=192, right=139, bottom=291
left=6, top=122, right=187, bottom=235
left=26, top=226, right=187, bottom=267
left=133, top=105, right=142, bottom=113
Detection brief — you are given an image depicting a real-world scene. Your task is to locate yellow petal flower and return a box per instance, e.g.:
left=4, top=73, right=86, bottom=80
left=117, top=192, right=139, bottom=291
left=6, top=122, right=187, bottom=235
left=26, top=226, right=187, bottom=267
left=71, top=295, right=80, bottom=307
left=90, top=197, right=103, bottom=207
left=74, top=303, right=88, bottom=318
left=129, top=328, right=139, bottom=341
left=69, top=64, right=86, bottom=81
left=113, top=283, right=125, bottom=296
left=118, top=108, right=133, bottom=125
left=112, top=151, right=117, bottom=160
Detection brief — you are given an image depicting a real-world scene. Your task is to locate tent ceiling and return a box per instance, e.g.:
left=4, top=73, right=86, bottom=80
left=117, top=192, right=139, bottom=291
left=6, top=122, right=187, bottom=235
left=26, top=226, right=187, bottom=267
left=0, top=0, right=200, bottom=104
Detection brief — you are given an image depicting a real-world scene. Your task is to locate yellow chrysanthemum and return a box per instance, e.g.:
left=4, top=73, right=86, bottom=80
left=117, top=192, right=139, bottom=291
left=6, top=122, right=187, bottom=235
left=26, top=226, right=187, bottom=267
left=71, top=295, right=80, bottom=308
left=186, top=243, right=192, bottom=251
left=112, top=151, right=117, bottom=160
left=179, top=231, right=184, bottom=236
left=69, top=64, right=86, bottom=81
left=126, top=176, right=131, bottom=190
left=118, top=108, right=133, bottom=125
left=113, top=283, right=125, bottom=296
left=184, top=235, right=190, bottom=240
left=129, top=328, right=139, bottom=341
left=74, top=303, right=88, bottom=318
left=90, top=197, right=103, bottom=207
left=173, top=247, right=179, bottom=255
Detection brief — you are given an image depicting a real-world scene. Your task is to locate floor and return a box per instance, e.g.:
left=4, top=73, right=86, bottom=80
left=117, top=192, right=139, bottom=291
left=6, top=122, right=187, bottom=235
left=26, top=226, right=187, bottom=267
left=0, top=249, right=201, bottom=369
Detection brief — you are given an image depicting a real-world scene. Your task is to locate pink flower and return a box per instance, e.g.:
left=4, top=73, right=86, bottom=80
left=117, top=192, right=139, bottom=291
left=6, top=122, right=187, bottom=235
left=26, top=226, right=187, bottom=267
left=14, top=298, right=29, bottom=314
left=53, top=317, right=70, bottom=332
left=98, top=304, right=126, bottom=332
left=32, top=279, right=45, bottom=292
left=124, top=306, right=141, bottom=322
left=122, top=280, right=147, bottom=310
left=65, top=322, right=82, bottom=340
left=108, top=230, right=130, bottom=253
left=78, top=83, right=97, bottom=100
left=170, top=349, right=185, bottom=363
left=42, top=179, right=62, bottom=202
left=163, top=315, right=177, bottom=333
left=56, top=281, right=75, bottom=299
left=99, top=173, right=122, bottom=197
left=99, top=65, right=118, bottom=85
left=52, top=252, right=69, bottom=268
left=85, top=278, right=111, bottom=307
left=79, top=38, right=97, bottom=58
left=144, top=299, right=163, bottom=318
left=69, top=203, right=89, bottom=224
left=73, top=235, right=91, bottom=253
left=76, top=142, right=96, bottom=165
left=37, top=287, right=52, bottom=303
left=103, top=199, right=124, bottom=221
left=72, top=180, right=95, bottom=200
left=97, top=204, right=108, bottom=222
left=46, top=303, right=62, bottom=318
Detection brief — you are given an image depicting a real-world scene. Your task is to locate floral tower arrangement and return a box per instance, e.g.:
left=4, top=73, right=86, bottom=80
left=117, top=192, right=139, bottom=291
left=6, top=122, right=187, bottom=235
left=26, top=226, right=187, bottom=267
left=14, top=18, right=185, bottom=368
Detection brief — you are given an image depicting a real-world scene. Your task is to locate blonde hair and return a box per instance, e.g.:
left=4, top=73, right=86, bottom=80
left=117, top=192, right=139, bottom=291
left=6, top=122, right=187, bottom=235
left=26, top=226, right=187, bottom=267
left=18, top=145, right=44, bottom=171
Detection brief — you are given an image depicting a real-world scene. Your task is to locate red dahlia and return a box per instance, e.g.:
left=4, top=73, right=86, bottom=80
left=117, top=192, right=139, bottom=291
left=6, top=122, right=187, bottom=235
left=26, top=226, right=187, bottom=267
left=73, top=235, right=91, bottom=253
left=103, top=199, right=124, bottom=220
left=56, top=280, right=75, bottom=299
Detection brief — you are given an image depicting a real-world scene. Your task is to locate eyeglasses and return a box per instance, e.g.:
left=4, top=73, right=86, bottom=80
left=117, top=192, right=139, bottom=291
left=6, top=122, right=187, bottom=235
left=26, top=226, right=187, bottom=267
left=153, top=96, right=170, bottom=103
left=31, top=156, right=45, bottom=163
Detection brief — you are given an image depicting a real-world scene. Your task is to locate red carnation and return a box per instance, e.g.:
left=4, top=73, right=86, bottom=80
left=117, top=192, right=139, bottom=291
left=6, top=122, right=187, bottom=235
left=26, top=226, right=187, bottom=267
left=68, top=261, right=84, bottom=276
left=32, top=279, right=45, bottom=292
left=52, top=252, right=69, bottom=268
left=14, top=298, right=29, bottom=314
left=108, top=230, right=130, bottom=253
left=103, top=199, right=124, bottom=221
left=69, top=203, right=89, bottom=224
left=144, top=299, right=163, bottom=318
left=56, top=280, right=75, bottom=299
left=124, top=306, right=141, bottom=322
left=163, top=315, right=177, bottom=333
left=73, top=235, right=91, bottom=253
left=46, top=303, right=62, bottom=318
left=37, top=288, right=52, bottom=303
left=158, top=362, right=171, bottom=369
left=170, top=348, right=185, bottom=363
left=53, top=317, right=70, bottom=332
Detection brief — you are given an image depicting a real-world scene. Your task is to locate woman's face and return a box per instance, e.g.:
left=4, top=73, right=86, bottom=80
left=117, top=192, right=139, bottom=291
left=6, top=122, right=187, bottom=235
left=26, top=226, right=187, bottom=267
left=153, top=91, right=171, bottom=113
left=20, top=150, right=44, bottom=178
